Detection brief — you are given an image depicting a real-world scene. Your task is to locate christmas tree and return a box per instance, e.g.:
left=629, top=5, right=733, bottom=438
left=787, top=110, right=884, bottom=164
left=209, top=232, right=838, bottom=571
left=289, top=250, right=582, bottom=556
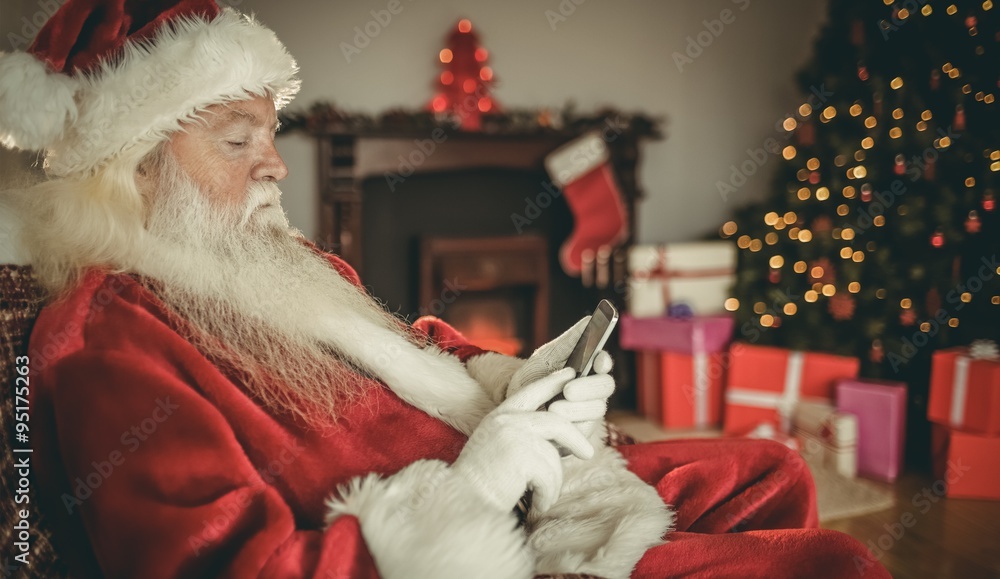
left=724, top=0, right=999, bottom=428
left=428, top=18, right=497, bottom=131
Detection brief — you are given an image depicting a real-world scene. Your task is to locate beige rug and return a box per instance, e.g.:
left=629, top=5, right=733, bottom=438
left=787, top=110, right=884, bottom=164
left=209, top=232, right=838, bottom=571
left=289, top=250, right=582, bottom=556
left=802, top=454, right=895, bottom=522
left=608, top=411, right=896, bottom=523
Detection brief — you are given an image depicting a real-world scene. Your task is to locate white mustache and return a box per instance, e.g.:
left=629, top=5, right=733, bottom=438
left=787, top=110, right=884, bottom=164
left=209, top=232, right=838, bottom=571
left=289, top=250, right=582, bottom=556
left=240, top=182, right=283, bottom=226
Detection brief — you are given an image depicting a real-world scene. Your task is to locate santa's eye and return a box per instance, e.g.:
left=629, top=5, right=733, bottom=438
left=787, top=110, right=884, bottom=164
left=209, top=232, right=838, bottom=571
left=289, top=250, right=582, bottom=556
left=227, top=140, right=248, bottom=148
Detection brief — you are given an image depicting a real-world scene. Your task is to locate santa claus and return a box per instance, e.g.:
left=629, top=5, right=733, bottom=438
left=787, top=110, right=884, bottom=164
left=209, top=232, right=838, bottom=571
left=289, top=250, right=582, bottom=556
left=0, top=1, right=889, bottom=578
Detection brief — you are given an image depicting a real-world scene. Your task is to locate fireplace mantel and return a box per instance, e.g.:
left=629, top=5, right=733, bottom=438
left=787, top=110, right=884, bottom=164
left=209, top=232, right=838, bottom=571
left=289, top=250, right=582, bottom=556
left=307, top=120, right=661, bottom=277
left=297, top=111, right=662, bottom=405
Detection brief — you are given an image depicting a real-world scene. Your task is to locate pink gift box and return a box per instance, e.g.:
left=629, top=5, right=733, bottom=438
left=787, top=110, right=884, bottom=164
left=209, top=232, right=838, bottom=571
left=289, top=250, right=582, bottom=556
left=836, top=379, right=907, bottom=482
left=619, top=314, right=733, bottom=354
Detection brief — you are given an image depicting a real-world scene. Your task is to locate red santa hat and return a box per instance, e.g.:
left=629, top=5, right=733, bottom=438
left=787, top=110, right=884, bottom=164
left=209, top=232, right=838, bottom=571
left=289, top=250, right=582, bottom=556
left=0, top=0, right=300, bottom=177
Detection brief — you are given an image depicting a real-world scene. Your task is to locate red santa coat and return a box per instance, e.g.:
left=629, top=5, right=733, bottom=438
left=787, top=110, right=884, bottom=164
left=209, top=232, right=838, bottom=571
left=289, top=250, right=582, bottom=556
left=28, top=246, right=890, bottom=579
left=28, top=247, right=527, bottom=578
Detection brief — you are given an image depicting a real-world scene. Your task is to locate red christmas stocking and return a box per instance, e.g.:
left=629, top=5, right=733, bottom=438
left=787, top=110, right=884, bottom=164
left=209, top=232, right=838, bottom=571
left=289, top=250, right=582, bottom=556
left=545, top=133, right=629, bottom=276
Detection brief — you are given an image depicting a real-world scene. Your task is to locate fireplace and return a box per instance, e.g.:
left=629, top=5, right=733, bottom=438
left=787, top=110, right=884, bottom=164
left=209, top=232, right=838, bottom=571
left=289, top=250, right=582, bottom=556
left=303, top=115, right=660, bottom=407
left=359, top=165, right=573, bottom=356
left=419, top=235, right=549, bottom=357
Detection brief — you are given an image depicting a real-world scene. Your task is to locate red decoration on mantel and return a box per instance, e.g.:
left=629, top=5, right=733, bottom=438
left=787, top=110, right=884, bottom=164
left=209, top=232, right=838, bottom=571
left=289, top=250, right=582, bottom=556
left=428, top=18, right=499, bottom=131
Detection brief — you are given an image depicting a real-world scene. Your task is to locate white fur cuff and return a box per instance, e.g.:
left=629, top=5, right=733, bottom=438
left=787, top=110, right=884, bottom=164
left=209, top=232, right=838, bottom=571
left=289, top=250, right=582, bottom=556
left=325, top=460, right=534, bottom=579
left=465, top=351, right=527, bottom=405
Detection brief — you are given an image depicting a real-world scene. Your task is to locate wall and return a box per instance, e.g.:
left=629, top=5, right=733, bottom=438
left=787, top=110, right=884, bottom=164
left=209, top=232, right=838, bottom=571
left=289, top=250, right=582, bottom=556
left=241, top=0, right=828, bottom=243
left=0, top=0, right=48, bottom=183
left=0, top=0, right=828, bottom=245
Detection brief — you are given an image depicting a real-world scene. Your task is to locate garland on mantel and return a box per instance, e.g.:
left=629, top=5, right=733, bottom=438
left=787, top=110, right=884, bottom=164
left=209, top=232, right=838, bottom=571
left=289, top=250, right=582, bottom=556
left=278, top=101, right=663, bottom=138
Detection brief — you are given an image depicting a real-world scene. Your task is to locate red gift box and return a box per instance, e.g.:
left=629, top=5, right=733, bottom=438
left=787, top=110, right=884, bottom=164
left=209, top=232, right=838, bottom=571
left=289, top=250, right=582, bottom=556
left=723, top=344, right=860, bottom=436
left=635, top=350, right=726, bottom=429
left=931, top=424, right=1000, bottom=500
left=635, top=351, right=663, bottom=424
left=928, top=347, right=1000, bottom=435
left=661, top=350, right=725, bottom=429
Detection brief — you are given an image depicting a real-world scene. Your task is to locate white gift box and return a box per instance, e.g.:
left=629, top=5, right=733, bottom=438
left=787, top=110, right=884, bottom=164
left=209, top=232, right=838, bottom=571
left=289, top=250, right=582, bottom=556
left=793, top=402, right=858, bottom=479
left=627, top=242, right=736, bottom=318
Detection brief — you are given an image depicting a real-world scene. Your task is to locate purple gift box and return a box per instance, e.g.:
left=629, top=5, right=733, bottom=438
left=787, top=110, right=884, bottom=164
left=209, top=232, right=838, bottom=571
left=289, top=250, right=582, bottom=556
left=619, top=314, right=733, bottom=354
left=836, top=378, right=907, bottom=482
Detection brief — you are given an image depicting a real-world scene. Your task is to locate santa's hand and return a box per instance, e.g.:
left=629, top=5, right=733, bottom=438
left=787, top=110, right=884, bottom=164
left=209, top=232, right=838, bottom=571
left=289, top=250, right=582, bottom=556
left=548, top=350, right=615, bottom=439
left=451, top=367, right=594, bottom=514
left=507, top=316, right=609, bottom=400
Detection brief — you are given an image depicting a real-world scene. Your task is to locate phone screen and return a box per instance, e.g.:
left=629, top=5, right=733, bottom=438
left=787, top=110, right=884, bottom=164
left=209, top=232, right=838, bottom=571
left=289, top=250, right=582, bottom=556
left=565, top=300, right=619, bottom=377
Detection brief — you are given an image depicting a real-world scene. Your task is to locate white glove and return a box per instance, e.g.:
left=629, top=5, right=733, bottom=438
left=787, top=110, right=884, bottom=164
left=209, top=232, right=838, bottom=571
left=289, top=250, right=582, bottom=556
left=451, top=367, right=594, bottom=514
left=508, top=316, right=616, bottom=440
left=506, top=317, right=592, bottom=398
left=548, top=368, right=615, bottom=439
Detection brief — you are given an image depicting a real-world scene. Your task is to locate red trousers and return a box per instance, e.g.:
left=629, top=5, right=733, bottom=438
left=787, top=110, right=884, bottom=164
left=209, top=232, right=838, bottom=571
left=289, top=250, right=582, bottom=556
left=617, top=438, right=890, bottom=579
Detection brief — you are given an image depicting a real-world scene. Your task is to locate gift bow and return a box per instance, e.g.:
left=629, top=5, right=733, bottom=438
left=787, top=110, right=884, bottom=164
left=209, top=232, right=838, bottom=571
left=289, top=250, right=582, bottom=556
left=969, top=339, right=999, bottom=361
left=819, top=421, right=835, bottom=444
left=949, top=341, right=999, bottom=427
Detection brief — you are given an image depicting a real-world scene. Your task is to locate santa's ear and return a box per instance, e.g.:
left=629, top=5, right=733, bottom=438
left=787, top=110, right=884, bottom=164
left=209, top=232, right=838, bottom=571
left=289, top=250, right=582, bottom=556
left=0, top=51, right=79, bottom=151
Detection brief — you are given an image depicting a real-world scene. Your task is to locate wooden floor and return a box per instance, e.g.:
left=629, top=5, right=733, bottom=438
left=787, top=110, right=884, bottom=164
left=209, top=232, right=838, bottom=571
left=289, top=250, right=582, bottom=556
left=608, top=411, right=1000, bottom=579
left=823, top=472, right=1000, bottom=578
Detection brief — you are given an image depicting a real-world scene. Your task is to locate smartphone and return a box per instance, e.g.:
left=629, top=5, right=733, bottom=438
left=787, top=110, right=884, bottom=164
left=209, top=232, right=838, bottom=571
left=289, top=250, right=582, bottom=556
left=565, top=299, right=619, bottom=378
left=543, top=300, right=619, bottom=456
left=518, top=301, right=620, bottom=517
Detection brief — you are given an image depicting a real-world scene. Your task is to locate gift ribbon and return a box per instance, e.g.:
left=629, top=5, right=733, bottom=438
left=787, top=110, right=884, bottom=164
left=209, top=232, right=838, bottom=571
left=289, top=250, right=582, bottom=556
left=632, top=268, right=736, bottom=281
left=950, top=355, right=971, bottom=427
left=692, top=322, right=709, bottom=427
left=632, top=246, right=731, bottom=285
left=780, top=351, right=805, bottom=432
left=725, top=351, right=813, bottom=432
left=796, top=417, right=857, bottom=478
left=631, top=247, right=734, bottom=315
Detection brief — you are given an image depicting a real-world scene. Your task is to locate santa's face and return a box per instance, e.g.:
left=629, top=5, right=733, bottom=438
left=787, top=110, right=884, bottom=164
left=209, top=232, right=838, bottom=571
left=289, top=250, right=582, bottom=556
left=132, top=98, right=424, bottom=426
left=167, top=95, right=287, bottom=209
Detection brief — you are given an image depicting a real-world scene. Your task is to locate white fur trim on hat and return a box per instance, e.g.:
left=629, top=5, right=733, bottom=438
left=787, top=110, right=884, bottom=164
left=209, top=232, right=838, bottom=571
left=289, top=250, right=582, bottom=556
left=0, top=8, right=300, bottom=177
left=0, top=51, right=79, bottom=151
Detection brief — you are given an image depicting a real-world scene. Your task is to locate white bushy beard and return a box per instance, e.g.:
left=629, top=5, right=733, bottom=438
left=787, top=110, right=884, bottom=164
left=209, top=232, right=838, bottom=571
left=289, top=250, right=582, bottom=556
left=130, top=151, right=433, bottom=428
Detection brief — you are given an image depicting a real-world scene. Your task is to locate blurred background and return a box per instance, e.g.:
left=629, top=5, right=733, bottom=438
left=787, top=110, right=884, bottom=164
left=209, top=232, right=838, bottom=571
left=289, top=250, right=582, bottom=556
left=2, top=1, right=999, bottom=576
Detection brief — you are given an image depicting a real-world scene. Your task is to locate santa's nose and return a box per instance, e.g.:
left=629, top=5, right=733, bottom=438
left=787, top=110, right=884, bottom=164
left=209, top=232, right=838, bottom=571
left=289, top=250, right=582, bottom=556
left=253, top=142, right=288, bottom=182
